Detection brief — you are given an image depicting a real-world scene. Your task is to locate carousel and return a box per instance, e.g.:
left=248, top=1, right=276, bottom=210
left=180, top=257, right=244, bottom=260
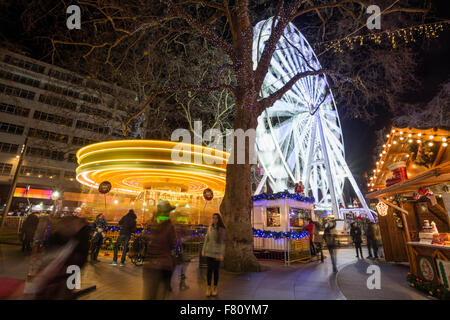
left=74, top=139, right=227, bottom=225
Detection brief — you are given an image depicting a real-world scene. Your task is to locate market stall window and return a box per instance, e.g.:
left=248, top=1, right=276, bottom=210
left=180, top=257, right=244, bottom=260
left=266, top=207, right=281, bottom=227
left=289, top=208, right=311, bottom=228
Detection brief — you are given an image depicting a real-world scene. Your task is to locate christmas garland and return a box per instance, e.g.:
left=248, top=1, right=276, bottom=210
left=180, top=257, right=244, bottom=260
left=252, top=191, right=315, bottom=203
left=406, top=273, right=450, bottom=300
left=252, top=228, right=308, bottom=240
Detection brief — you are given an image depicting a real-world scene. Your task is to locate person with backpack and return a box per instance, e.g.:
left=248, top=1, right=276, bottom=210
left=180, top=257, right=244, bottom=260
left=90, top=214, right=107, bottom=262
left=201, top=213, right=226, bottom=297
left=109, top=209, right=137, bottom=266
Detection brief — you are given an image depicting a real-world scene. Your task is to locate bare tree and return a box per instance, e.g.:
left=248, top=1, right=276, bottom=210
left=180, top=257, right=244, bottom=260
left=13, top=0, right=433, bottom=271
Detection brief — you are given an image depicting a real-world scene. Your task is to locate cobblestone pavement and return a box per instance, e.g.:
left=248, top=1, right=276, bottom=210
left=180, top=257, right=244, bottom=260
left=0, top=244, right=429, bottom=300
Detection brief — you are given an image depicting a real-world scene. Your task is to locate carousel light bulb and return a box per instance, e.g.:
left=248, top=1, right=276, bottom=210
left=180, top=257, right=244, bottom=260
left=408, top=139, right=413, bottom=143
left=393, top=141, right=397, bottom=144
left=399, top=131, right=403, bottom=134
left=377, top=169, right=381, bottom=172
left=417, top=140, right=421, bottom=143
left=408, top=133, right=412, bottom=137
left=383, top=145, right=386, bottom=148
left=406, top=154, right=410, bottom=158
left=392, top=129, right=396, bottom=133
left=386, top=134, right=390, bottom=138
left=381, top=161, right=384, bottom=164
left=373, top=169, right=376, bottom=172
left=383, top=150, right=386, bottom=154
left=388, top=144, right=391, bottom=147
left=443, top=137, right=447, bottom=142
left=428, top=142, right=433, bottom=147
left=379, top=153, right=383, bottom=157
left=367, top=183, right=371, bottom=187
left=376, top=162, right=379, bottom=165
left=418, top=133, right=422, bottom=137
left=114, top=200, right=119, bottom=204
left=443, top=142, right=448, bottom=147
left=399, top=137, right=404, bottom=140
left=429, top=135, right=434, bottom=139
left=370, top=177, right=373, bottom=180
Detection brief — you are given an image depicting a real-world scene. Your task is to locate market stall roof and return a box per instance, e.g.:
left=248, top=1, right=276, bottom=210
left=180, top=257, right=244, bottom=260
left=366, top=161, right=450, bottom=199
left=367, top=126, right=449, bottom=192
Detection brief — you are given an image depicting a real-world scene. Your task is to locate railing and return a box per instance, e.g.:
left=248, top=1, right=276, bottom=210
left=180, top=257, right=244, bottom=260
left=253, top=236, right=311, bottom=265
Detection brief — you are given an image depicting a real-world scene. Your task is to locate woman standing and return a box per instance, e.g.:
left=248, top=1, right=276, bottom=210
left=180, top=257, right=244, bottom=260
left=350, top=222, right=363, bottom=259
left=201, top=213, right=226, bottom=297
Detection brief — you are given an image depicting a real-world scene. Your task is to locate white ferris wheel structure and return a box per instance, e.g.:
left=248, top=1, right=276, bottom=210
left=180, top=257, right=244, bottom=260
left=253, top=17, right=374, bottom=221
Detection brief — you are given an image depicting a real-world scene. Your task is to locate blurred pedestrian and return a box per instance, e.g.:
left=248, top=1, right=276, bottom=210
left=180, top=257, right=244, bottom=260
left=20, top=212, right=39, bottom=253
left=143, top=200, right=176, bottom=300
left=109, top=210, right=137, bottom=266
left=366, top=222, right=379, bottom=259
left=323, top=219, right=337, bottom=273
left=90, top=214, right=107, bottom=262
left=173, top=212, right=190, bottom=291
left=23, top=215, right=90, bottom=299
left=201, top=213, right=226, bottom=297
left=304, top=219, right=316, bottom=256
left=350, top=222, right=363, bottom=259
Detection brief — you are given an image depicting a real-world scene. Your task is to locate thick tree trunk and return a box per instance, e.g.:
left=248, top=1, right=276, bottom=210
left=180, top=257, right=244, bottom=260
left=220, top=104, right=260, bottom=273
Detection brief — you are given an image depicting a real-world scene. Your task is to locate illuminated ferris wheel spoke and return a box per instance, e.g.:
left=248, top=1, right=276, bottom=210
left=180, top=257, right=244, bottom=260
left=253, top=17, right=374, bottom=220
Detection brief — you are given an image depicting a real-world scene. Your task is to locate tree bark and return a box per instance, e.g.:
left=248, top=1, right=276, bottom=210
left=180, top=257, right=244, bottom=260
left=220, top=102, right=260, bottom=273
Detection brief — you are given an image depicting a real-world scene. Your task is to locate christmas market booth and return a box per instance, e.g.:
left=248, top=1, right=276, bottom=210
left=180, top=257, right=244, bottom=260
left=366, top=127, right=450, bottom=299
left=251, top=191, right=315, bottom=265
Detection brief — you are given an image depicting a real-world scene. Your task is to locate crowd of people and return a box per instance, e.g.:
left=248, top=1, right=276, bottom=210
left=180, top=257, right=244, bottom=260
left=13, top=202, right=381, bottom=300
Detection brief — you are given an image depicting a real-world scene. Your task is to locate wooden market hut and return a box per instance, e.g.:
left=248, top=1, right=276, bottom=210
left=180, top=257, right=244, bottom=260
left=365, top=127, right=450, bottom=281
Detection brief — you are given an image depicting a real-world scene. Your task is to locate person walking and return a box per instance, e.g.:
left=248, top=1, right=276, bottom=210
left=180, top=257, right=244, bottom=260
left=109, top=209, right=137, bottom=266
left=350, top=222, right=363, bottom=259
left=173, top=215, right=190, bottom=291
left=201, top=213, right=226, bottom=297
left=20, top=211, right=39, bottom=253
left=304, top=219, right=316, bottom=256
left=323, top=218, right=338, bottom=273
left=143, top=200, right=177, bottom=300
left=366, top=222, right=379, bottom=259
left=90, top=214, right=107, bottom=262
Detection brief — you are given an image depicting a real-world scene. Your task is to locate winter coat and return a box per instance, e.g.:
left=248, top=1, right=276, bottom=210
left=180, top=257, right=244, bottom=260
left=144, top=220, right=176, bottom=271
left=118, top=211, right=137, bottom=236
left=350, top=225, right=362, bottom=244
left=305, top=222, right=314, bottom=240
left=323, top=221, right=337, bottom=248
left=20, top=213, right=39, bottom=240
left=202, top=226, right=226, bottom=259
left=366, top=223, right=377, bottom=241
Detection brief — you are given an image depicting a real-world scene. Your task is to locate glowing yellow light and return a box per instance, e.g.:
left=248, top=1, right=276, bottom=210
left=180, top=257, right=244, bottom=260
left=388, top=144, right=391, bottom=147
left=429, top=135, right=434, bottom=139
left=443, top=138, right=447, bottom=142
left=392, top=129, right=396, bottom=133
left=393, top=141, right=397, bottom=144
left=417, top=140, right=421, bottom=143
left=376, top=162, right=379, bottom=165
left=443, top=142, right=448, bottom=147
left=386, top=134, right=390, bottom=138
left=408, top=139, right=413, bottom=143
left=381, top=161, right=384, bottom=164
left=418, top=133, right=422, bottom=137
left=428, top=142, right=433, bottom=147
left=399, top=131, right=403, bottom=134
left=408, top=133, right=412, bottom=137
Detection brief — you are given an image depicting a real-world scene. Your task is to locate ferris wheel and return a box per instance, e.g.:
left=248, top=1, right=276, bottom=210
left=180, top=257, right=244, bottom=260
left=253, top=17, right=373, bottom=220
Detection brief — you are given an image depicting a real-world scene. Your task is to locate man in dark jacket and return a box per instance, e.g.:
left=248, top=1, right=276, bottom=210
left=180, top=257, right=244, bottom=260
left=20, top=212, right=39, bottom=252
left=90, top=214, right=108, bottom=262
left=350, top=222, right=363, bottom=258
left=366, top=222, right=379, bottom=259
left=110, top=210, right=137, bottom=266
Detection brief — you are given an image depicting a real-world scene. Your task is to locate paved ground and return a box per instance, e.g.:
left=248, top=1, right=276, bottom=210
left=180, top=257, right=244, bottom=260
left=0, top=244, right=430, bottom=300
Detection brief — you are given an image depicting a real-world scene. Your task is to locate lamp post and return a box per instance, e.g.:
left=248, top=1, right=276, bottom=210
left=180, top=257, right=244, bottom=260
left=0, top=135, right=28, bottom=230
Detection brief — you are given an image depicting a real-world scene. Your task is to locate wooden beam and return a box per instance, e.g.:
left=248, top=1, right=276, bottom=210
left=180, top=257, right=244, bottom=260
left=380, top=198, right=409, bottom=215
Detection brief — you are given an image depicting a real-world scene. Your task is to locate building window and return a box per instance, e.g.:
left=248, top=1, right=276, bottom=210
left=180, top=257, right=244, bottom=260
left=33, top=110, right=73, bottom=127
left=44, top=83, right=80, bottom=99
left=64, top=171, right=76, bottom=181
left=3, top=55, right=46, bottom=74
left=80, top=93, right=100, bottom=105
left=0, top=121, right=25, bottom=135
left=20, top=166, right=60, bottom=179
left=48, top=68, right=83, bottom=85
left=28, top=128, right=69, bottom=143
left=75, top=120, right=109, bottom=135
left=0, top=102, right=30, bottom=117
left=38, top=94, right=77, bottom=111
left=0, top=162, right=13, bottom=176
left=0, top=142, right=19, bottom=153
left=72, top=136, right=97, bottom=146
left=79, top=104, right=112, bottom=119
left=0, top=83, right=35, bottom=100
left=0, top=70, right=41, bottom=88
left=26, top=146, right=65, bottom=161
left=67, top=153, right=77, bottom=163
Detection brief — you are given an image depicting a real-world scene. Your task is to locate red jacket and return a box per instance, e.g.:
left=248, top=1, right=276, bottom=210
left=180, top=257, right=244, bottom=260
left=305, top=222, right=314, bottom=239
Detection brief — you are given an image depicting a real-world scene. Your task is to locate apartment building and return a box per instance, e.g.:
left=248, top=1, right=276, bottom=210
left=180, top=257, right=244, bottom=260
left=0, top=49, right=143, bottom=213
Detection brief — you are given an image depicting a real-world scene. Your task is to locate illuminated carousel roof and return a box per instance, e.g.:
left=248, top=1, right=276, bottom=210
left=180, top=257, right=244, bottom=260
left=76, top=140, right=228, bottom=195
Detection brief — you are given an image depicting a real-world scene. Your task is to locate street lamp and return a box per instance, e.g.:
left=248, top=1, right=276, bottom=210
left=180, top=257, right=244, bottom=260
left=52, top=191, right=60, bottom=216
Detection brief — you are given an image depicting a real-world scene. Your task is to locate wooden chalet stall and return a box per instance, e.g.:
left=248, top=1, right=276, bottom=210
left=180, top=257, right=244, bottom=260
left=366, top=127, right=450, bottom=298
